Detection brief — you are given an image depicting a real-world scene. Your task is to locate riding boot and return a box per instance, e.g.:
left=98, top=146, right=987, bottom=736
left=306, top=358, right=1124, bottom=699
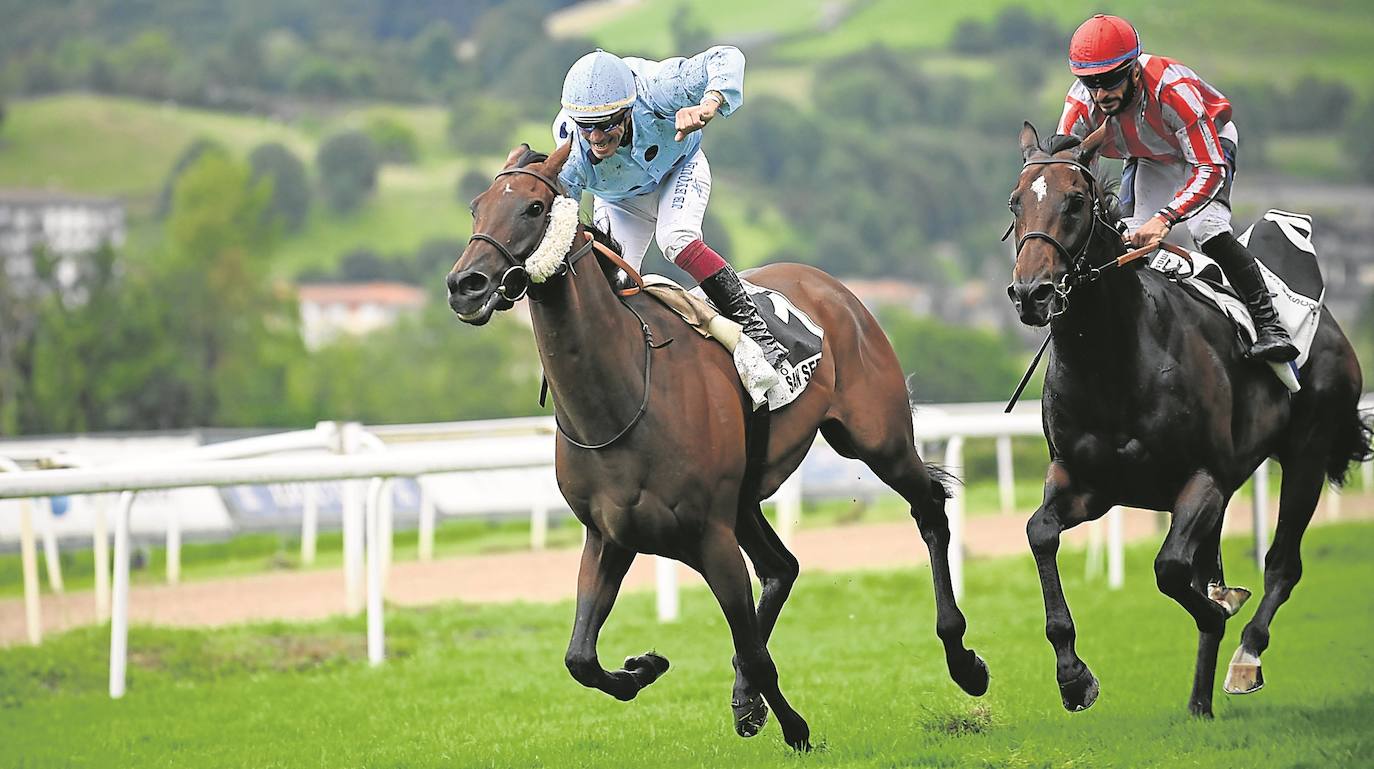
left=699, top=264, right=790, bottom=370
left=1201, top=232, right=1298, bottom=363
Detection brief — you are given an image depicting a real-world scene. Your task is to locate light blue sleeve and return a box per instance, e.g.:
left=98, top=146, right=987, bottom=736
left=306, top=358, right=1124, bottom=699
left=632, top=45, right=746, bottom=118
left=550, top=111, right=586, bottom=200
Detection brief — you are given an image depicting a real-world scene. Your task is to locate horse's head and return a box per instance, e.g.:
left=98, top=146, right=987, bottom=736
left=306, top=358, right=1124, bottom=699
left=1005, top=121, right=1110, bottom=326
left=446, top=142, right=575, bottom=325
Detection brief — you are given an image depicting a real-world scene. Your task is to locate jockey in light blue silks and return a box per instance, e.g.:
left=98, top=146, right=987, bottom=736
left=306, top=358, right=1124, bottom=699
left=552, top=47, right=792, bottom=387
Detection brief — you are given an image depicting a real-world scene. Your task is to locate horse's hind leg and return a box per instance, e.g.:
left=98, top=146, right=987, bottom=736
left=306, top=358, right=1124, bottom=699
left=564, top=530, right=668, bottom=701
left=1186, top=521, right=1230, bottom=718
left=1155, top=470, right=1231, bottom=717
left=699, top=526, right=810, bottom=751
left=820, top=419, right=989, bottom=696
left=730, top=502, right=800, bottom=738
left=1225, top=455, right=1326, bottom=696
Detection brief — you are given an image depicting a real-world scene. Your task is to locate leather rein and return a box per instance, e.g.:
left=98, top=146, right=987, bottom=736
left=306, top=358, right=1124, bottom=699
left=466, top=166, right=657, bottom=450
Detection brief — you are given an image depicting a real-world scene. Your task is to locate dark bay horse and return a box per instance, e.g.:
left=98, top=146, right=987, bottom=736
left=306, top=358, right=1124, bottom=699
left=446, top=142, right=988, bottom=750
left=1006, top=122, right=1371, bottom=717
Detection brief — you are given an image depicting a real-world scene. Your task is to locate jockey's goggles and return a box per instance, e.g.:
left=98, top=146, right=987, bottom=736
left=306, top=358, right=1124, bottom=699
left=1077, top=63, right=1133, bottom=91
left=574, top=110, right=628, bottom=134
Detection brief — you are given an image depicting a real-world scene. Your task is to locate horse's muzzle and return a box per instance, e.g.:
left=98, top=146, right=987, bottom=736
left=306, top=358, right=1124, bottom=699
left=1008, top=280, right=1057, bottom=327
left=447, top=268, right=504, bottom=325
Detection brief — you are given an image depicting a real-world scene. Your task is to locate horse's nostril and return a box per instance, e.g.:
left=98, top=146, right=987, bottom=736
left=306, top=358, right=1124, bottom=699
left=445, top=272, right=460, bottom=295
left=1006, top=284, right=1017, bottom=302
left=1029, top=282, right=1056, bottom=304
left=457, top=272, right=489, bottom=296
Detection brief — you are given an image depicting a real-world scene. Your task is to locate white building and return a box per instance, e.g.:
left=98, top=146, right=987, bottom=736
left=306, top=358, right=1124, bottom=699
left=296, top=281, right=430, bottom=350
left=0, top=189, right=126, bottom=291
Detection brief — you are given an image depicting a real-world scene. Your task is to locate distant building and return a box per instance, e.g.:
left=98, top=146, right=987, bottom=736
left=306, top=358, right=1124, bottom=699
left=0, top=189, right=126, bottom=291
left=296, top=281, right=430, bottom=350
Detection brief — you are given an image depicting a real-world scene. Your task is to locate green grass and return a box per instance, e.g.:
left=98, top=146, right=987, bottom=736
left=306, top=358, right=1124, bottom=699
left=3, top=522, right=1372, bottom=767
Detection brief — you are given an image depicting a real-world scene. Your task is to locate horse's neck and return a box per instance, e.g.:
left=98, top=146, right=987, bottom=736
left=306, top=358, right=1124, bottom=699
left=1051, top=245, right=1149, bottom=370
left=529, top=237, right=646, bottom=430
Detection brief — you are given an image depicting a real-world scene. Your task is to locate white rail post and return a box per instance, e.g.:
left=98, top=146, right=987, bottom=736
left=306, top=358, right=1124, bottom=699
left=1107, top=506, right=1124, bottom=590
left=1326, top=484, right=1342, bottom=520
left=380, top=478, right=394, bottom=588
left=342, top=423, right=366, bottom=615
left=418, top=482, right=435, bottom=562
left=365, top=477, right=386, bottom=666
left=775, top=470, right=803, bottom=546
left=943, top=436, right=965, bottom=600
left=996, top=435, right=1015, bottom=516
left=39, top=497, right=64, bottom=593
left=1252, top=460, right=1269, bottom=568
left=1085, top=518, right=1103, bottom=580
left=19, top=498, right=42, bottom=645
left=531, top=499, right=549, bottom=551
left=165, top=502, right=181, bottom=586
left=110, top=490, right=135, bottom=698
left=656, top=556, right=679, bottom=622
left=87, top=495, right=111, bottom=621
left=300, top=482, right=318, bottom=566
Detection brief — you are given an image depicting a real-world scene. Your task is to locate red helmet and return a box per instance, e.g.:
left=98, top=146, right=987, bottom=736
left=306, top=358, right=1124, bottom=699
left=1068, top=14, right=1141, bottom=76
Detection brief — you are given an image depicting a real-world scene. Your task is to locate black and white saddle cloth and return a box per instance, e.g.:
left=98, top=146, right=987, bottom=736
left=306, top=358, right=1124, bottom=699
left=1147, top=210, right=1324, bottom=392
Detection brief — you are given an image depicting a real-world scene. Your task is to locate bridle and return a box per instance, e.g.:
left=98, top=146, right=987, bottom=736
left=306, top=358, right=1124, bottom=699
left=466, top=167, right=595, bottom=302
left=464, top=165, right=658, bottom=450
left=1005, top=156, right=1120, bottom=318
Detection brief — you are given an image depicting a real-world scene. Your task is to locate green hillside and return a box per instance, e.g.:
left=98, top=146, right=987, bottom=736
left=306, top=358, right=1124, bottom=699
left=563, top=0, right=1374, bottom=87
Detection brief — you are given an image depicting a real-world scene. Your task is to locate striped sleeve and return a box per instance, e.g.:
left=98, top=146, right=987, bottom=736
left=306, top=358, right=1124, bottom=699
left=1057, top=83, right=1094, bottom=138
left=1157, top=82, right=1227, bottom=223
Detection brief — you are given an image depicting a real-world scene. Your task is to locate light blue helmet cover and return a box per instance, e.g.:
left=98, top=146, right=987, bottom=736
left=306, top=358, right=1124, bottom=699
left=561, top=50, right=637, bottom=119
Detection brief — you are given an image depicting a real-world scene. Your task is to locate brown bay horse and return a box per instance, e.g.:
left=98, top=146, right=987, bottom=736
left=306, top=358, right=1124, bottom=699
left=446, top=142, right=988, bottom=750
left=1006, top=122, right=1372, bottom=718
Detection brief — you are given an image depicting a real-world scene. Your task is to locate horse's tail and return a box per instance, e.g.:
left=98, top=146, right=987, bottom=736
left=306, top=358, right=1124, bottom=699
left=924, top=462, right=961, bottom=503
left=1326, top=405, right=1374, bottom=487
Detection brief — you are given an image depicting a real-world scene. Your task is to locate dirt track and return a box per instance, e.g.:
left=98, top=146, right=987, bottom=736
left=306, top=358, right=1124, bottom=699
left=2, top=494, right=1368, bottom=646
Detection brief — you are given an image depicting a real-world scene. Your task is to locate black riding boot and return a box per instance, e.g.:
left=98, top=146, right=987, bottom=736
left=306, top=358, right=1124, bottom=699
left=699, top=264, right=790, bottom=369
left=1201, top=232, right=1298, bottom=363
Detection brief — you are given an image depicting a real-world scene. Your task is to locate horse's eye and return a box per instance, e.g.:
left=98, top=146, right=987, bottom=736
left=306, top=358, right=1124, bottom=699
left=1008, top=196, right=1023, bottom=215
left=1064, top=195, right=1085, bottom=214
left=525, top=201, right=545, bottom=217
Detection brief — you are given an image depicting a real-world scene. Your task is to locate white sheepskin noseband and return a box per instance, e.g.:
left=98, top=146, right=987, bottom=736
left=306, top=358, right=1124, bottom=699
left=526, top=196, right=582, bottom=283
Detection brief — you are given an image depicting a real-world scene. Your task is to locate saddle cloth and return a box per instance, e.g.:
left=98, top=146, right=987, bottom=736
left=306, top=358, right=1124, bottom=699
left=639, top=275, right=823, bottom=410
left=1146, top=210, right=1324, bottom=393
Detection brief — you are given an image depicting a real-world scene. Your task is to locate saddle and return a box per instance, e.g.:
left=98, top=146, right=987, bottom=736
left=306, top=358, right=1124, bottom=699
left=1147, top=210, right=1324, bottom=392
left=638, top=275, right=823, bottom=409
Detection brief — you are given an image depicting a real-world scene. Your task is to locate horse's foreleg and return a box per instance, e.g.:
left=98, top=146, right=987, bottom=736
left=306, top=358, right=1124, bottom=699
left=1027, top=462, right=1102, bottom=712
left=1227, top=456, right=1325, bottom=696
left=1156, top=470, right=1230, bottom=717
left=700, top=527, right=810, bottom=751
left=564, top=530, right=666, bottom=702
left=730, top=503, right=800, bottom=737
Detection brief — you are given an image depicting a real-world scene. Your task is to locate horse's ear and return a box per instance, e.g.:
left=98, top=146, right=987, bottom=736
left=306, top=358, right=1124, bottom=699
left=1019, top=122, right=1041, bottom=162
left=503, top=144, right=531, bottom=170
left=1076, top=122, right=1109, bottom=165
left=542, top=140, right=574, bottom=175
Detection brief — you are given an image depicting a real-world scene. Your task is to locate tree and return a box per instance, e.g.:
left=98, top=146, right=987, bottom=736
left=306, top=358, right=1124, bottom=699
left=249, top=142, right=311, bottom=233
left=411, top=21, right=459, bottom=85
left=158, top=138, right=227, bottom=218
left=456, top=168, right=491, bottom=205
left=447, top=98, right=519, bottom=156
left=365, top=116, right=419, bottom=164
left=878, top=309, right=1022, bottom=404
left=1344, top=98, right=1374, bottom=183
left=316, top=130, right=379, bottom=214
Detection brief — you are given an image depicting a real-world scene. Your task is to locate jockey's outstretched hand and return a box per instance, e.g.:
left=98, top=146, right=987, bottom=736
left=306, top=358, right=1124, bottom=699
left=674, top=102, right=718, bottom=141
left=1127, top=214, right=1172, bottom=249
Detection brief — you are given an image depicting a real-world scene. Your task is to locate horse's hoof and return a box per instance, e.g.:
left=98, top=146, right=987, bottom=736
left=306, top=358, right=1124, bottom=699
left=1207, top=584, right=1253, bottom=617
left=1223, top=647, right=1264, bottom=695
left=623, top=652, right=670, bottom=688
left=732, top=693, right=768, bottom=738
left=1059, top=668, right=1100, bottom=712
left=1189, top=702, right=1215, bottom=719
left=783, top=722, right=812, bottom=752
left=954, top=652, right=990, bottom=697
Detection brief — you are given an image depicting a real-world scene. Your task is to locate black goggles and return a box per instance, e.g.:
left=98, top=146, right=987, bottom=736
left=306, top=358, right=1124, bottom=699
left=1077, top=65, right=1132, bottom=92
left=574, top=111, right=627, bottom=133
